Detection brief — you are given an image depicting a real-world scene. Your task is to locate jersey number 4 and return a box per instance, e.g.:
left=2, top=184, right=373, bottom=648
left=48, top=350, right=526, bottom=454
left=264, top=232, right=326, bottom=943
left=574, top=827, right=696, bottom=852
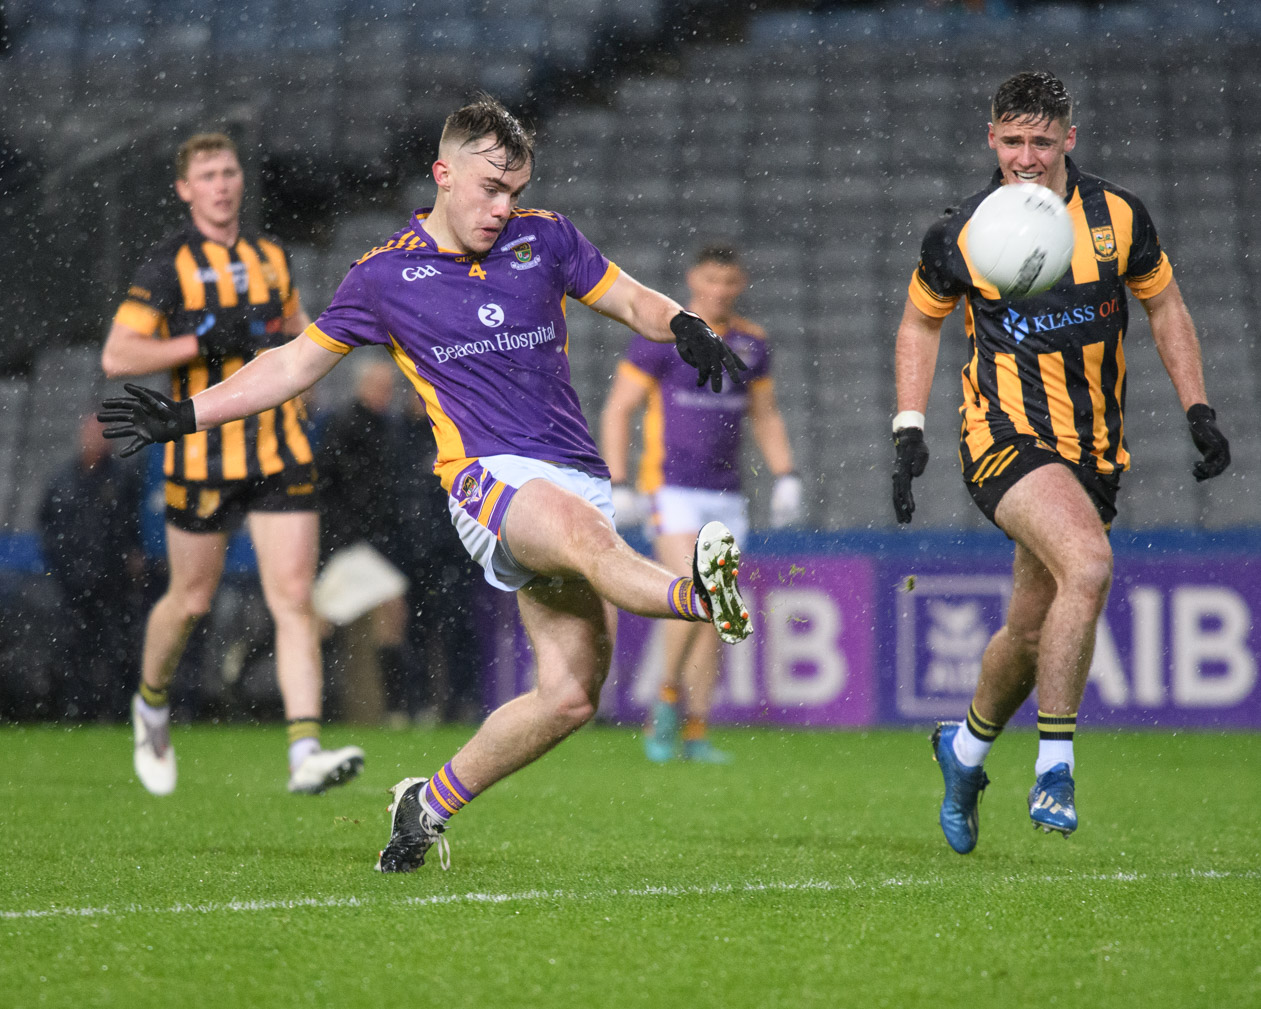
left=468, top=262, right=487, bottom=280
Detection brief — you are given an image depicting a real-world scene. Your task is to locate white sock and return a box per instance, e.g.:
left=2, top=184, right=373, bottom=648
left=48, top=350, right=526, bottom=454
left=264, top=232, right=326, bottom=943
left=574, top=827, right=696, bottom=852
left=289, top=737, right=320, bottom=770
left=1035, top=740, right=1075, bottom=776
left=952, top=722, right=993, bottom=767
left=136, top=696, right=169, bottom=725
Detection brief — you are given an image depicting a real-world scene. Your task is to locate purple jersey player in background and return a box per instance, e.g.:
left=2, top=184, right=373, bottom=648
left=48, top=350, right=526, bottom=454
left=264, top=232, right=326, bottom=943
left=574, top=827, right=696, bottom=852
left=602, top=245, right=802, bottom=763
left=100, top=95, right=754, bottom=876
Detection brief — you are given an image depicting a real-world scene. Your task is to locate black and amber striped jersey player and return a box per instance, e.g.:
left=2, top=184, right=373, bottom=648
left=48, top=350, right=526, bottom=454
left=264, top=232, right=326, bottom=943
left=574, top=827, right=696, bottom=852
left=908, top=156, right=1170, bottom=490
left=113, top=226, right=316, bottom=487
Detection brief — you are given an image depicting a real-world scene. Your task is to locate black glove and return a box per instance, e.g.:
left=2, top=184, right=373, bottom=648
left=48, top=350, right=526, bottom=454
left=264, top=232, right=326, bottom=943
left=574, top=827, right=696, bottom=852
left=670, top=311, right=748, bottom=393
left=1186, top=403, right=1230, bottom=481
left=194, top=312, right=254, bottom=360
left=891, top=427, right=930, bottom=524
left=97, top=383, right=197, bottom=458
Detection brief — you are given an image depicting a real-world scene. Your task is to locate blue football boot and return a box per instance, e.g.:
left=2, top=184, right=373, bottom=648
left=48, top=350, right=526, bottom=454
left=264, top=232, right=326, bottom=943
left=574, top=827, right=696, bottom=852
left=681, top=738, right=733, bottom=764
left=1028, top=763, right=1078, bottom=836
left=931, top=721, right=991, bottom=854
left=644, top=700, right=680, bottom=763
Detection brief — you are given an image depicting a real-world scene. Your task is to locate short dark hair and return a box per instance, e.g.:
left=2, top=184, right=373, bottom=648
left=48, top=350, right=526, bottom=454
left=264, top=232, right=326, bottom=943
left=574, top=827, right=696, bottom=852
left=175, top=132, right=238, bottom=180
left=693, top=244, right=742, bottom=268
left=992, top=71, right=1073, bottom=128
left=440, top=93, right=534, bottom=172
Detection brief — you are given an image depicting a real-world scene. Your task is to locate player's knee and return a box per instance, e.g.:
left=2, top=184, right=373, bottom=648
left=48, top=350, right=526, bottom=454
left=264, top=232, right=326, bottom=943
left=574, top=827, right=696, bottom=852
left=264, top=579, right=316, bottom=622
left=570, top=512, right=620, bottom=559
left=548, top=678, right=599, bottom=731
left=1066, top=548, right=1113, bottom=609
left=166, top=585, right=215, bottom=622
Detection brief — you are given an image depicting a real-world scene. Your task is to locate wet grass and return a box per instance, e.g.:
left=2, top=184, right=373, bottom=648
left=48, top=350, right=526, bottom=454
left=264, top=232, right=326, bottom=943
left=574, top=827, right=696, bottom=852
left=1, top=723, right=1258, bottom=1007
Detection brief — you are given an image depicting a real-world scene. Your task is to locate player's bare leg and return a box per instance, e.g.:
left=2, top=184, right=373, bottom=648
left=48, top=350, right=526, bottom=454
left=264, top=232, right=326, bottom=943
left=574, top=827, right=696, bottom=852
left=249, top=509, right=364, bottom=793
left=997, top=464, right=1112, bottom=834
left=501, top=479, right=686, bottom=618
left=501, top=479, right=749, bottom=644
left=647, top=531, right=729, bottom=763
left=970, top=542, right=1054, bottom=726
left=248, top=510, right=322, bottom=718
left=142, top=526, right=229, bottom=692
left=450, top=577, right=615, bottom=790
left=376, top=577, right=614, bottom=872
left=995, top=465, right=1112, bottom=717
left=934, top=464, right=1109, bottom=847
left=131, top=526, right=228, bottom=794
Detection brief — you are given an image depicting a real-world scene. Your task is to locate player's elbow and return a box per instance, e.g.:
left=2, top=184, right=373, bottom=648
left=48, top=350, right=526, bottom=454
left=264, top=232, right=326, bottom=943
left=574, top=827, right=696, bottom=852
left=100, top=345, right=129, bottom=379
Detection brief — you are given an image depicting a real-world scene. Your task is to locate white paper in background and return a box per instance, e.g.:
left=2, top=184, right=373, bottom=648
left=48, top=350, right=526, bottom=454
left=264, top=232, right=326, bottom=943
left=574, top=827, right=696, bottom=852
left=312, top=541, right=410, bottom=625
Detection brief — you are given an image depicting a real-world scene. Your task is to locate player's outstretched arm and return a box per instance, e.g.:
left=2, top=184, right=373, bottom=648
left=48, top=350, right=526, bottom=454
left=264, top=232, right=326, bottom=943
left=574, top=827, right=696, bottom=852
left=591, top=271, right=747, bottom=392
left=891, top=299, right=944, bottom=523
left=747, top=380, right=803, bottom=527
left=1141, top=278, right=1230, bottom=480
left=98, top=333, right=343, bottom=456
left=599, top=369, right=652, bottom=529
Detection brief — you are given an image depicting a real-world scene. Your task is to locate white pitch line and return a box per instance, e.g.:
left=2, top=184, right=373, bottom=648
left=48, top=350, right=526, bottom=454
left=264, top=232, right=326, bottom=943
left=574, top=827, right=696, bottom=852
left=3, top=870, right=1255, bottom=922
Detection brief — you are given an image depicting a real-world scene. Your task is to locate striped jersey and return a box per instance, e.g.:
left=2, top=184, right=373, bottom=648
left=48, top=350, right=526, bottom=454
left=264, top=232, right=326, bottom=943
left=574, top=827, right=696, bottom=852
left=907, top=158, right=1173, bottom=475
left=618, top=319, right=772, bottom=493
left=306, top=207, right=620, bottom=489
left=113, top=225, right=315, bottom=484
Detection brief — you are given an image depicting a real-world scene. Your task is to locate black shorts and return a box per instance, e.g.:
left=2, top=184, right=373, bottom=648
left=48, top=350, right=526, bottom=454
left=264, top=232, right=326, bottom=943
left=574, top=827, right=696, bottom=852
left=964, top=436, right=1121, bottom=529
left=164, top=466, right=319, bottom=534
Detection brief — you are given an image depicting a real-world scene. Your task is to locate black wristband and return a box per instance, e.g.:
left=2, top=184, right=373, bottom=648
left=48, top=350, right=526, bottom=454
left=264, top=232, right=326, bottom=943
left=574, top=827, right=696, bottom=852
left=176, top=397, right=197, bottom=435
left=1186, top=403, right=1215, bottom=423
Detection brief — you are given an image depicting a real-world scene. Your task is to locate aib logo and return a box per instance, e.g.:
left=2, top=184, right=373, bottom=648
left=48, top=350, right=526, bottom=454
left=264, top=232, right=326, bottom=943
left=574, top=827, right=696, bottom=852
left=478, top=303, right=505, bottom=328
left=1002, top=308, right=1029, bottom=343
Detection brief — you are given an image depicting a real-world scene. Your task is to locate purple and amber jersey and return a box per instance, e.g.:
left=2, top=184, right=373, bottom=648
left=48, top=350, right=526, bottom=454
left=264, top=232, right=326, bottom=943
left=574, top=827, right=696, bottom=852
left=306, top=207, right=620, bottom=488
left=619, top=318, right=772, bottom=493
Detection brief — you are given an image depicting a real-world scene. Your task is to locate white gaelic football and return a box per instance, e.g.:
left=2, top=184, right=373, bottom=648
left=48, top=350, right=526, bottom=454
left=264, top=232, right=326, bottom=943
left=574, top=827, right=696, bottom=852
left=965, top=182, right=1075, bottom=299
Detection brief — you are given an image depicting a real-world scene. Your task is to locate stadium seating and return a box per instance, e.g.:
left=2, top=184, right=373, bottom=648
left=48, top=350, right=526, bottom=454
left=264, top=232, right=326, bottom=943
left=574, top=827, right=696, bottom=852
left=0, top=1, right=1257, bottom=533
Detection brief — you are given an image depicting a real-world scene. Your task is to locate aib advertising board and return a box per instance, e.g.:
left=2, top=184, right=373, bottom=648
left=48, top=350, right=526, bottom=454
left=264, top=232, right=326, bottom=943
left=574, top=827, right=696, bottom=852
left=483, top=534, right=1261, bottom=729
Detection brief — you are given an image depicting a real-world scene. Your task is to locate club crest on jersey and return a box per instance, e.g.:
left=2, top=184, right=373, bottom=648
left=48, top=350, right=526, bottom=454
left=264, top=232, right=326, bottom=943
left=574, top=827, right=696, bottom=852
left=511, top=242, right=540, bottom=271
left=230, top=261, right=250, bottom=294
left=1092, top=226, right=1117, bottom=262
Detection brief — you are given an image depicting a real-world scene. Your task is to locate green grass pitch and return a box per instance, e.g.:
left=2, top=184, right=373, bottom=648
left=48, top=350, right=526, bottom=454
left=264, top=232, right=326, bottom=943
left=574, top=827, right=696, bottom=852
left=2, top=723, right=1258, bottom=1008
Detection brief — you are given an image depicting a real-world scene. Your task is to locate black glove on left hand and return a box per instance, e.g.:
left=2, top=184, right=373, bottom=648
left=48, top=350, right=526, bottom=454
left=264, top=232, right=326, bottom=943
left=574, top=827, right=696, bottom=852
left=1186, top=403, right=1230, bottom=481
left=97, top=383, right=198, bottom=458
left=891, top=427, right=930, bottom=524
left=670, top=311, right=748, bottom=393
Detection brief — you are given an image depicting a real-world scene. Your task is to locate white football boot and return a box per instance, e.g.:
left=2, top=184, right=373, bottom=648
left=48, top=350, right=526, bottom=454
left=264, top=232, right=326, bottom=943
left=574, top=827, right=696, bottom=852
left=131, top=693, right=177, bottom=796
left=287, top=745, right=365, bottom=794
left=692, top=520, right=752, bottom=645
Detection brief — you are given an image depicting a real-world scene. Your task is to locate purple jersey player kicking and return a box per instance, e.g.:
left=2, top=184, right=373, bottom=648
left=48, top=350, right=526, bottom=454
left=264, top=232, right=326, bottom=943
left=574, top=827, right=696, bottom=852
left=99, top=95, right=753, bottom=874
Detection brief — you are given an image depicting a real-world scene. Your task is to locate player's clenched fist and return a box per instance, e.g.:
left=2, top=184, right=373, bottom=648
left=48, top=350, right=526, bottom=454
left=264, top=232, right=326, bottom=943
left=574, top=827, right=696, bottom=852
left=891, top=425, right=929, bottom=524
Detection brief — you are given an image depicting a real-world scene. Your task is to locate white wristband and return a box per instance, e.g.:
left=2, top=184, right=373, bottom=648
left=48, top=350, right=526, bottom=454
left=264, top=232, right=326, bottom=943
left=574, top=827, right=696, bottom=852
left=892, top=410, right=925, bottom=433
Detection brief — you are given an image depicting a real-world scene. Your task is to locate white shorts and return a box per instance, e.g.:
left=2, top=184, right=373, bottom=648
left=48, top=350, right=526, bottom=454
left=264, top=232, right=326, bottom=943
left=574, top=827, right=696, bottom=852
left=652, top=485, right=748, bottom=543
left=447, top=454, right=615, bottom=592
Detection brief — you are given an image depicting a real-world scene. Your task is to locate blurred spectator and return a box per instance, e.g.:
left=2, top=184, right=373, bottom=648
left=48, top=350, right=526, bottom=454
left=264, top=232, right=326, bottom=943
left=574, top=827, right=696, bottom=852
left=315, top=357, right=409, bottom=724
left=39, top=415, right=146, bottom=720
left=392, top=393, right=483, bottom=724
